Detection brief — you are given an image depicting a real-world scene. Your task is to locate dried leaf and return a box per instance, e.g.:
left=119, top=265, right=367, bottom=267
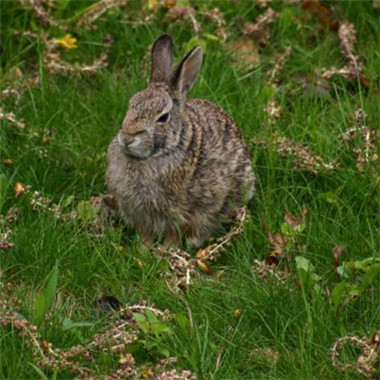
left=14, top=182, right=25, bottom=198
left=332, top=245, right=346, bottom=267
left=196, top=260, right=211, bottom=275
left=143, top=0, right=158, bottom=10
left=302, top=0, right=339, bottom=30
left=284, top=208, right=307, bottom=230
left=196, top=245, right=217, bottom=260
left=3, top=159, right=15, bottom=166
left=371, top=332, right=380, bottom=348
left=226, top=40, right=260, bottom=70
left=164, top=0, right=176, bottom=9
left=264, top=222, right=288, bottom=265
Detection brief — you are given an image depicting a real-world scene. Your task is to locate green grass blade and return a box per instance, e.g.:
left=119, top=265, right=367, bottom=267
left=34, top=263, right=59, bottom=325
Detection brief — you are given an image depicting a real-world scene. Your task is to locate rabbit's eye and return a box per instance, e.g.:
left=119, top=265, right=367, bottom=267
left=156, top=112, right=170, bottom=123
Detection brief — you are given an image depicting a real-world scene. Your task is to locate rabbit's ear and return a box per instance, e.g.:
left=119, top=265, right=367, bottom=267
left=151, top=34, right=174, bottom=83
left=171, top=46, right=203, bottom=101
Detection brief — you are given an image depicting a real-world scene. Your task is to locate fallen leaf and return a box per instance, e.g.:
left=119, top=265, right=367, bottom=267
left=164, top=0, right=176, bottom=8
left=226, top=39, right=260, bottom=70
left=143, top=0, right=158, bottom=10
left=264, top=221, right=288, bottom=265
left=3, top=159, right=15, bottom=166
left=196, top=260, right=211, bottom=275
left=45, top=1, right=55, bottom=9
left=332, top=245, right=346, bottom=267
left=371, top=331, right=380, bottom=347
left=14, top=182, right=25, bottom=198
left=284, top=208, right=307, bottom=230
left=302, top=0, right=339, bottom=30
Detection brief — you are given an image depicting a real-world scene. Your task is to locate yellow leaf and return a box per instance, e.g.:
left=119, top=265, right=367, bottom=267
left=14, top=182, right=25, bottom=198
left=197, top=260, right=211, bottom=275
left=143, top=0, right=157, bottom=10
left=164, top=0, right=176, bottom=8
left=3, top=159, right=15, bottom=166
left=45, top=1, right=55, bottom=9
left=234, top=308, right=243, bottom=320
left=141, top=366, right=154, bottom=378
left=53, top=34, right=78, bottom=50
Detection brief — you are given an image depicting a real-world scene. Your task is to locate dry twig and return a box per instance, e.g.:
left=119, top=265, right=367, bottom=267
left=341, top=109, right=378, bottom=173
left=0, top=108, right=25, bottom=129
left=77, top=0, right=129, bottom=27
left=317, top=22, right=368, bottom=88
left=152, top=207, right=249, bottom=291
left=253, top=133, right=338, bottom=175
left=240, top=8, right=279, bottom=46
left=22, top=0, right=63, bottom=28
left=263, top=47, right=291, bottom=125
left=331, top=331, right=380, bottom=378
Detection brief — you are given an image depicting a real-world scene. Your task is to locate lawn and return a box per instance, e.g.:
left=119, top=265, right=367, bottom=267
left=1, top=1, right=379, bottom=379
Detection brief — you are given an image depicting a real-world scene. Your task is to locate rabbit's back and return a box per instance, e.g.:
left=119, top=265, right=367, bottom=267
left=186, top=98, right=255, bottom=210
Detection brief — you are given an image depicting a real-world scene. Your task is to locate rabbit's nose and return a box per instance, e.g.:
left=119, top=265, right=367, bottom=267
left=117, top=132, right=136, bottom=146
left=118, top=132, right=143, bottom=150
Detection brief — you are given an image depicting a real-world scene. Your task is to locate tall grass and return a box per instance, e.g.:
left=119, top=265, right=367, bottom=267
left=1, top=1, right=379, bottom=379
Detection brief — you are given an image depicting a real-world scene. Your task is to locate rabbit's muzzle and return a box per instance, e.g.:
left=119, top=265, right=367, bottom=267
left=117, top=130, right=153, bottom=159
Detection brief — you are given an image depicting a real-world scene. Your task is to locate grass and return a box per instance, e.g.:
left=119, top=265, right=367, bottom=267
left=1, top=1, right=380, bottom=379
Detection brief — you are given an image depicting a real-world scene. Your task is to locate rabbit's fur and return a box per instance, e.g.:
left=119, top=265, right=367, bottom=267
left=106, top=35, right=255, bottom=247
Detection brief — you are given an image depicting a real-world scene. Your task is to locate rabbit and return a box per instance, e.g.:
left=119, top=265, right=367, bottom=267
left=106, top=34, right=255, bottom=248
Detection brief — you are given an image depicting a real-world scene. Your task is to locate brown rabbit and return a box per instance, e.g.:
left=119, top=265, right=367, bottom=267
left=106, top=34, right=255, bottom=247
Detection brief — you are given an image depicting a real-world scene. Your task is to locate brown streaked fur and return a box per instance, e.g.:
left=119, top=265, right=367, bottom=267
left=106, top=35, right=255, bottom=247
